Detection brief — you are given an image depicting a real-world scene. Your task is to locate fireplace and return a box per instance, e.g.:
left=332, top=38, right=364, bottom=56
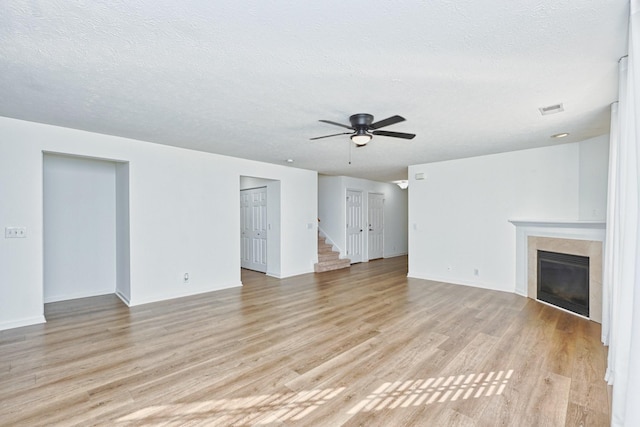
left=510, top=219, right=604, bottom=323
left=537, top=250, right=590, bottom=317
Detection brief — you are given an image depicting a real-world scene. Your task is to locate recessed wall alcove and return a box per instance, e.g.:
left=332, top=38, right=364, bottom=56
left=510, top=220, right=605, bottom=323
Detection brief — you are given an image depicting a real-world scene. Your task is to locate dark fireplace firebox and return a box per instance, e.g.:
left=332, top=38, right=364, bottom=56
left=537, top=250, right=589, bottom=317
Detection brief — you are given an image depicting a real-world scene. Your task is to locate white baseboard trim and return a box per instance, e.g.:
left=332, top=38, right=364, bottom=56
left=0, top=315, right=46, bottom=332
left=406, top=272, right=512, bottom=293
left=266, top=272, right=284, bottom=279
left=127, top=282, right=243, bottom=307
left=115, top=290, right=131, bottom=306
left=44, top=289, right=115, bottom=304
left=384, top=252, right=408, bottom=258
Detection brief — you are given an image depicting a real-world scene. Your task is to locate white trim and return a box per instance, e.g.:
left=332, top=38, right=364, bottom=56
left=384, top=252, right=408, bottom=259
left=115, top=290, right=131, bottom=306
left=405, top=272, right=511, bottom=293
left=509, top=219, right=606, bottom=230
left=43, top=289, right=115, bottom=304
left=128, top=283, right=242, bottom=306
left=0, top=315, right=46, bottom=331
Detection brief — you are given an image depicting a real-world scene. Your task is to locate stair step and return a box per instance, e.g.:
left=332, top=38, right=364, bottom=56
left=314, top=258, right=351, bottom=273
left=318, top=240, right=335, bottom=252
left=316, top=234, right=351, bottom=273
left=318, top=252, right=340, bottom=262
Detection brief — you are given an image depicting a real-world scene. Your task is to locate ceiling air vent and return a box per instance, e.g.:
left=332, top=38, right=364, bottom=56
left=539, top=103, right=564, bottom=116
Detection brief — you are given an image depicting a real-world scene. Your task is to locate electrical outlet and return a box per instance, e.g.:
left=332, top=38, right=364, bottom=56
left=183, top=273, right=190, bottom=284
left=474, top=268, right=479, bottom=276
left=5, top=227, right=26, bottom=238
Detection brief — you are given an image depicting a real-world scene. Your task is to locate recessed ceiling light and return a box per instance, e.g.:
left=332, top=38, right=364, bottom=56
left=551, top=132, right=569, bottom=138
left=539, top=103, right=565, bottom=116
left=286, top=158, right=294, bottom=163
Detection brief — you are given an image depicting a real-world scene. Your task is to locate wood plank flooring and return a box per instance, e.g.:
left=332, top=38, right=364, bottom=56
left=0, top=256, right=610, bottom=426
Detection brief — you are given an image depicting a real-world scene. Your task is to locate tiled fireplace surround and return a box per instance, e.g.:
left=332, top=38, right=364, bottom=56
left=510, top=220, right=606, bottom=323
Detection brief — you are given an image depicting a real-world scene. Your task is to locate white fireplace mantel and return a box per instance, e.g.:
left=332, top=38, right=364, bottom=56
left=509, top=219, right=606, bottom=297
left=509, top=219, right=606, bottom=231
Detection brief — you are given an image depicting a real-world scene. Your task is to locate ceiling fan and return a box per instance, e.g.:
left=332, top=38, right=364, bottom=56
left=310, top=113, right=416, bottom=146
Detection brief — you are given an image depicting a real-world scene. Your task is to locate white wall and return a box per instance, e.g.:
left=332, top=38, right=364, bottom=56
left=578, top=135, right=609, bottom=220
left=0, top=117, right=317, bottom=331
left=265, top=181, right=283, bottom=276
left=318, top=175, right=408, bottom=260
left=115, top=162, right=131, bottom=303
left=377, top=182, right=408, bottom=258
left=43, top=154, right=117, bottom=302
left=408, top=137, right=608, bottom=293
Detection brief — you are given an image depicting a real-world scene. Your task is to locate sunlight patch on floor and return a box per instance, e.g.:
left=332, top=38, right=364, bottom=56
left=117, top=387, right=345, bottom=425
left=348, top=370, right=514, bottom=414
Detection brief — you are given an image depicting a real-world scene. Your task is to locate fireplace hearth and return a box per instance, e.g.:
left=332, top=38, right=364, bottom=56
left=537, top=250, right=589, bottom=317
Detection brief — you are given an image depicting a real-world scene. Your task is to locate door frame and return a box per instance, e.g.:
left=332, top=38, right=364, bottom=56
left=240, top=186, right=268, bottom=273
left=240, top=176, right=281, bottom=278
left=42, top=152, right=131, bottom=308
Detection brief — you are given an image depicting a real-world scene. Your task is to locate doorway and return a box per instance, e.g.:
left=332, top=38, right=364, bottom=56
left=240, top=186, right=268, bottom=273
left=43, top=153, right=130, bottom=307
left=240, top=176, right=281, bottom=277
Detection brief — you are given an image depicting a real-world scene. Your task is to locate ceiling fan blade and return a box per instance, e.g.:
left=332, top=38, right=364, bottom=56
left=369, top=115, right=405, bottom=130
left=310, top=132, right=353, bottom=140
left=372, top=130, right=416, bottom=139
left=318, top=119, right=354, bottom=130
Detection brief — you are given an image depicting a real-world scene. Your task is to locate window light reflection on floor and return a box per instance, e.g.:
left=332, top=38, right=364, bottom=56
left=348, top=370, right=514, bottom=414
left=117, top=370, right=514, bottom=424
left=117, top=387, right=346, bottom=425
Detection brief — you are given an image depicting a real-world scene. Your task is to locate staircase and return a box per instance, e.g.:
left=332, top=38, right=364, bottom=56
left=315, top=234, right=351, bottom=273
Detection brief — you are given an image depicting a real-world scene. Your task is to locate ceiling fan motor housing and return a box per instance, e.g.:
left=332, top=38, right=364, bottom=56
left=350, top=113, right=374, bottom=129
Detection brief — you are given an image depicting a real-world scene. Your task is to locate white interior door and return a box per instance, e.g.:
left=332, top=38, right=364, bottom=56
left=240, top=187, right=267, bottom=272
left=346, top=190, right=364, bottom=263
left=368, top=193, right=384, bottom=260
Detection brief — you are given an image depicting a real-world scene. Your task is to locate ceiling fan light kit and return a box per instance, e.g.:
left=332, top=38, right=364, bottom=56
left=311, top=113, right=416, bottom=146
left=351, top=129, right=372, bottom=146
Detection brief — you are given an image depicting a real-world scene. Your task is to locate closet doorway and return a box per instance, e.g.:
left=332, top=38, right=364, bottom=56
left=240, top=176, right=281, bottom=277
left=43, top=153, right=130, bottom=309
left=240, top=186, right=268, bottom=273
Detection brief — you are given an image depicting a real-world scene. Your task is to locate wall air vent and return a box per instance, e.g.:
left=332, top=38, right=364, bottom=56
left=539, top=103, right=564, bottom=116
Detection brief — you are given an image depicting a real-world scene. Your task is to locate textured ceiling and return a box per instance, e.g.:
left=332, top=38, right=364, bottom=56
left=0, top=1, right=629, bottom=182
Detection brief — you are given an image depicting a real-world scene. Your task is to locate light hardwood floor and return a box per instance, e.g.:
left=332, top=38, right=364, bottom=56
left=0, top=256, right=610, bottom=426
